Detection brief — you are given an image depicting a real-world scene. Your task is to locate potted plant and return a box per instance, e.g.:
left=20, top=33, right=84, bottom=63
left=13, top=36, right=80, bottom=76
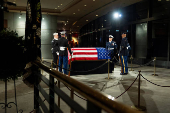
left=0, top=29, right=26, bottom=81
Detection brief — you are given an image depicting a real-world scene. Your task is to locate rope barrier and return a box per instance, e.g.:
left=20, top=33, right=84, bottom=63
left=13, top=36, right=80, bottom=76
left=42, top=60, right=108, bottom=73
left=63, top=83, right=87, bottom=101
left=115, top=75, right=139, bottom=99
left=114, top=58, right=155, bottom=68
left=141, top=75, right=170, bottom=87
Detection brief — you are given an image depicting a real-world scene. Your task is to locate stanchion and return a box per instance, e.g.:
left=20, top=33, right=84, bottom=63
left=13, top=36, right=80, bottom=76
left=152, top=57, right=158, bottom=76
left=129, top=55, right=134, bottom=71
left=68, top=54, right=72, bottom=77
left=131, top=71, right=146, bottom=111
left=105, top=59, right=113, bottom=80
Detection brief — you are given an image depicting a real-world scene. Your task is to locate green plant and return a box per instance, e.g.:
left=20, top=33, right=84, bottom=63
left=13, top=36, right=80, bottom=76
left=0, top=29, right=26, bottom=81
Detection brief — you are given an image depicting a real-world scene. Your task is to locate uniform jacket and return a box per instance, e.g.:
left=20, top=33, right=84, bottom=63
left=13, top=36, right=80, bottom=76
left=58, top=37, right=72, bottom=56
left=106, top=41, right=117, bottom=57
left=119, top=37, right=129, bottom=56
left=51, top=38, right=59, bottom=53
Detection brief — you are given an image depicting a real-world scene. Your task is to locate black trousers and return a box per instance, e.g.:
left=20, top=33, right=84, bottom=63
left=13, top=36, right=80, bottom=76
left=52, top=52, right=58, bottom=68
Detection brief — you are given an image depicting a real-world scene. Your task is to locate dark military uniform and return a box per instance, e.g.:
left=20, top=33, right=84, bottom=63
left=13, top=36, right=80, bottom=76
left=106, top=41, right=117, bottom=60
left=106, top=35, right=117, bottom=70
left=119, top=37, right=129, bottom=74
left=51, top=38, right=59, bottom=68
left=58, top=37, right=72, bottom=74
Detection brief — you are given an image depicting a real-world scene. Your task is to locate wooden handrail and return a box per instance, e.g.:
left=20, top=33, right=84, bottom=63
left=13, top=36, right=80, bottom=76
left=33, top=60, right=143, bottom=113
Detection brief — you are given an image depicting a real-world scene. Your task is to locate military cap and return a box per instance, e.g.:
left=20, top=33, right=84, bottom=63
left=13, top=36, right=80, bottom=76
left=109, top=35, right=114, bottom=38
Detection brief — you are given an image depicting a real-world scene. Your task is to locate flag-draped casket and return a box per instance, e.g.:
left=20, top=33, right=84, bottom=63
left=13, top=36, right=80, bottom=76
left=68, top=47, right=111, bottom=64
left=68, top=47, right=113, bottom=75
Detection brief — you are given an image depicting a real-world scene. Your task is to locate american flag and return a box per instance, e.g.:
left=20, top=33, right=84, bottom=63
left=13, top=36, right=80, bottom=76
left=68, top=47, right=110, bottom=64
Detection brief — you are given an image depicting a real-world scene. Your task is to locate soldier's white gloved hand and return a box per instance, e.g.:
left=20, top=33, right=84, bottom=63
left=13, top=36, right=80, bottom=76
left=56, top=52, right=59, bottom=55
left=118, top=54, right=119, bottom=56
left=51, top=48, right=53, bottom=50
left=127, top=47, right=128, bottom=49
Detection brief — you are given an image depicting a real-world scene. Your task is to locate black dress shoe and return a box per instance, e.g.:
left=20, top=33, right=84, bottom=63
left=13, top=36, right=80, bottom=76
left=120, top=73, right=125, bottom=75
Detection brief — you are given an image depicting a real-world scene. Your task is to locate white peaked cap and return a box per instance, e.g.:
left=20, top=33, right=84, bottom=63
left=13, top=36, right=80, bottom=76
left=109, top=35, right=114, bottom=38
left=60, top=31, right=66, bottom=35
left=53, top=33, right=58, bottom=36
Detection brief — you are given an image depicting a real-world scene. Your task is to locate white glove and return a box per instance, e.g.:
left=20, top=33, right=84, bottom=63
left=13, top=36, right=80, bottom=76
left=56, top=52, right=59, bottom=55
left=127, top=47, right=128, bottom=49
left=118, top=54, right=119, bottom=56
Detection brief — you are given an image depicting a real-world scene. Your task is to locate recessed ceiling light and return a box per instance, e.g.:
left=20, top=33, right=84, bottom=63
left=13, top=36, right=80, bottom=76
left=13, top=2, right=15, bottom=3
left=84, top=5, right=87, bottom=6
left=86, top=20, right=88, bottom=21
left=93, top=0, right=95, bottom=1
left=73, top=13, right=75, bottom=14
left=96, top=15, right=98, bottom=16
left=104, top=20, right=107, bottom=21
left=55, top=8, right=57, bottom=9
left=61, top=4, right=62, bottom=5
left=58, top=6, right=60, bottom=7
left=43, top=18, right=44, bottom=20
left=77, top=26, right=79, bottom=27
left=67, top=21, right=68, bottom=22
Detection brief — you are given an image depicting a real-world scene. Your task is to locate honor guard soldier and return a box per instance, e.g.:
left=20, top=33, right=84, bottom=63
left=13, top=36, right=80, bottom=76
left=119, top=32, right=129, bottom=75
left=106, top=35, right=117, bottom=69
left=51, top=32, right=59, bottom=69
left=58, top=31, right=72, bottom=75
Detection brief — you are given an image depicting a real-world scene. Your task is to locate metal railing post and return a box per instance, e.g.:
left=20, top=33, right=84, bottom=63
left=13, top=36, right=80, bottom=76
left=87, top=101, right=101, bottom=113
left=58, top=80, right=60, bottom=108
left=34, top=73, right=39, bottom=112
left=49, top=74, right=54, bottom=113
left=70, top=89, right=74, bottom=113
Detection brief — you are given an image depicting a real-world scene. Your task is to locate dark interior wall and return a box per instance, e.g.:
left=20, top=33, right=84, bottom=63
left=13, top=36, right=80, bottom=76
left=79, top=0, right=170, bottom=67
left=135, top=23, right=147, bottom=58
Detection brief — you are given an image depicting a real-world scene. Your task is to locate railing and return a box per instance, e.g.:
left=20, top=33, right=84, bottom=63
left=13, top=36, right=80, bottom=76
left=32, top=60, right=142, bottom=113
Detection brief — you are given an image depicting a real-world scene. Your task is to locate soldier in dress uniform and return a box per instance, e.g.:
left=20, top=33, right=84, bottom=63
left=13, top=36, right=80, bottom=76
left=51, top=32, right=59, bottom=69
left=58, top=31, right=72, bottom=75
left=119, top=32, right=129, bottom=75
left=106, top=35, right=117, bottom=69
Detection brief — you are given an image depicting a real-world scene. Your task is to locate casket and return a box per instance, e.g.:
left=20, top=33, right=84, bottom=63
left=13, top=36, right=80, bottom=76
left=68, top=47, right=114, bottom=75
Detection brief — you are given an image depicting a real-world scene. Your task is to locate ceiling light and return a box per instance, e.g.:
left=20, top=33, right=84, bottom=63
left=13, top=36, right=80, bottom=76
left=73, top=13, right=75, bottom=14
left=104, top=20, right=107, bottom=21
left=93, top=0, right=95, bottom=1
left=19, top=16, right=21, bottom=19
left=84, top=5, right=87, bottom=6
left=96, top=15, right=98, bottom=16
left=77, top=26, right=79, bottom=27
left=65, top=23, right=66, bottom=25
left=13, top=2, right=15, bottom=3
left=86, top=20, right=88, bottom=21
left=55, top=8, right=57, bottom=9
left=58, top=6, right=60, bottom=7
left=67, top=21, right=68, bottom=22
left=43, top=18, right=44, bottom=20
left=61, top=4, right=62, bottom=5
